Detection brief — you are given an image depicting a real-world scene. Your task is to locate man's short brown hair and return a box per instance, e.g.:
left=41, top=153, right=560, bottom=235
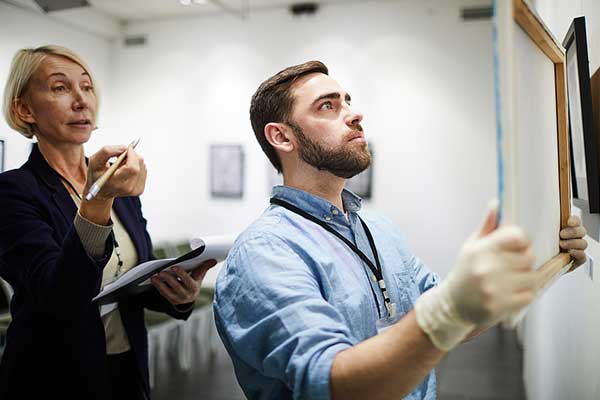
left=250, top=61, right=329, bottom=173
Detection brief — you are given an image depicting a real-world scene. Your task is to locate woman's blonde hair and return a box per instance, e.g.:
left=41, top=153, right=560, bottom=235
left=2, top=45, right=97, bottom=139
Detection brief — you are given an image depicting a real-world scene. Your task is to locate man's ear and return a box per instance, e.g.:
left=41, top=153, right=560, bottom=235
left=265, top=122, right=294, bottom=154
left=13, top=97, right=36, bottom=125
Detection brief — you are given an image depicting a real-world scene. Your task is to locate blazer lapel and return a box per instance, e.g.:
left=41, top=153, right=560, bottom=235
left=52, top=189, right=78, bottom=226
left=28, top=144, right=78, bottom=225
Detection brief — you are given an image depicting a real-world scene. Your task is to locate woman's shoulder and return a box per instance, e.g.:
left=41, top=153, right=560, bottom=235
left=0, top=163, right=38, bottom=192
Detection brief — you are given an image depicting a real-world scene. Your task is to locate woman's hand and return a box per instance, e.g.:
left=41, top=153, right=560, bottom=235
left=84, top=145, right=147, bottom=201
left=79, top=145, right=147, bottom=225
left=151, top=259, right=218, bottom=306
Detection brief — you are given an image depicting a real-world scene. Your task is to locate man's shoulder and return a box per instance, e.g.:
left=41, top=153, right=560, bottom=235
left=233, top=205, right=315, bottom=248
left=358, top=209, right=406, bottom=236
left=227, top=212, right=292, bottom=265
left=215, top=209, right=315, bottom=304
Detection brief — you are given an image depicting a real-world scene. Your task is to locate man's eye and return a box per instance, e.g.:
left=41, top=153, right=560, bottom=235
left=320, top=102, right=333, bottom=110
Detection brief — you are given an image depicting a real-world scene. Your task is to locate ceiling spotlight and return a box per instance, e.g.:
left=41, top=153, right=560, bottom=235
left=192, top=0, right=207, bottom=3
left=180, top=0, right=192, bottom=5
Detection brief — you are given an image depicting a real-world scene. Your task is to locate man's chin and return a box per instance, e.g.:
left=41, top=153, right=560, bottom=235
left=331, top=164, right=371, bottom=179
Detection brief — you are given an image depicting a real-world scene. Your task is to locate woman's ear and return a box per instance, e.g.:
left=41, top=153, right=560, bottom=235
left=264, top=122, right=294, bottom=154
left=13, top=97, right=36, bottom=125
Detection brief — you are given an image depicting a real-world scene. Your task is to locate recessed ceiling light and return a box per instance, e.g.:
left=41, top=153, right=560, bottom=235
left=180, top=0, right=207, bottom=5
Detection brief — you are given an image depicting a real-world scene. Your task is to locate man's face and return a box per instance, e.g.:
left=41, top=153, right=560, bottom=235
left=287, top=73, right=371, bottom=179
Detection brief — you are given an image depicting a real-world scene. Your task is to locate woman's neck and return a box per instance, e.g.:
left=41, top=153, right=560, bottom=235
left=37, top=139, right=87, bottom=190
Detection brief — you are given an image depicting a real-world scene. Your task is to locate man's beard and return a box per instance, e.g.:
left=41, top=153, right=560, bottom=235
left=288, top=121, right=371, bottom=179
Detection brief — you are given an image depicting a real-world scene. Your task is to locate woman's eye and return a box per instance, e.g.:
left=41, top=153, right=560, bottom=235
left=83, top=85, right=94, bottom=92
left=52, top=86, right=66, bottom=93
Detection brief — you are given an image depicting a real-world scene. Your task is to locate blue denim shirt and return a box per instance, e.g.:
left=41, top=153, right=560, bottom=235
left=214, top=186, right=440, bottom=400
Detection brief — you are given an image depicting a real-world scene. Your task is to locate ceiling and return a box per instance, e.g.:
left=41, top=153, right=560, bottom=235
left=0, top=0, right=379, bottom=39
left=92, top=0, right=359, bottom=21
left=3, top=0, right=362, bottom=22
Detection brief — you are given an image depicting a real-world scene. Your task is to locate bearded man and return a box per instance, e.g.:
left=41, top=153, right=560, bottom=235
left=213, top=61, right=587, bottom=400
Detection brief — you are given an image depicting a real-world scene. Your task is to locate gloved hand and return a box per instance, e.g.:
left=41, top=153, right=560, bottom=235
left=414, top=200, right=536, bottom=351
left=559, top=215, right=588, bottom=272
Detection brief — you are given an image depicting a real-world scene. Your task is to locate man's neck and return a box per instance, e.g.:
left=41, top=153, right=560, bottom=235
left=37, top=139, right=87, bottom=189
left=283, top=164, right=346, bottom=211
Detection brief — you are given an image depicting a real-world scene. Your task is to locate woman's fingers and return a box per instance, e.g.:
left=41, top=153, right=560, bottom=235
left=151, top=275, right=180, bottom=305
left=191, top=260, right=218, bottom=281
left=151, top=267, right=200, bottom=305
left=87, top=146, right=147, bottom=199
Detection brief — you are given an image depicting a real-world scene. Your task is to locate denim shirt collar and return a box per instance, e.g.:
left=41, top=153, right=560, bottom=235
left=271, top=185, right=362, bottom=223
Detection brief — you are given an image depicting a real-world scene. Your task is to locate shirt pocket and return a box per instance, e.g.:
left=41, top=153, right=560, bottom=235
left=392, top=269, right=421, bottom=315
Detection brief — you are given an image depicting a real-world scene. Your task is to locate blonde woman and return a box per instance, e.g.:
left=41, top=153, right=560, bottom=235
left=0, top=46, right=215, bottom=399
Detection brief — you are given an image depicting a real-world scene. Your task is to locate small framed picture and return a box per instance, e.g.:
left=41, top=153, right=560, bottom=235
left=210, top=144, right=244, bottom=198
left=0, top=140, right=5, bottom=173
left=345, top=143, right=373, bottom=199
left=563, top=16, right=600, bottom=212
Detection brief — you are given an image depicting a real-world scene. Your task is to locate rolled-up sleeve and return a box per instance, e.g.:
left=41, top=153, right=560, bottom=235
left=214, top=233, right=356, bottom=400
left=412, top=256, right=439, bottom=294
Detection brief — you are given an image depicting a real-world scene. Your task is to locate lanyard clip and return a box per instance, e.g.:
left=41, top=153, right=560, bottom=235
left=385, top=301, right=397, bottom=318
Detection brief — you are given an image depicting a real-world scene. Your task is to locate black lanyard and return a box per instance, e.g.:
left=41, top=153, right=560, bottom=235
left=270, top=198, right=393, bottom=318
left=56, top=172, right=125, bottom=276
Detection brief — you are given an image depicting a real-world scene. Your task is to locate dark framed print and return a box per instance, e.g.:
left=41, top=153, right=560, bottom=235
left=345, top=143, right=373, bottom=199
left=210, top=144, right=244, bottom=198
left=0, top=140, right=4, bottom=173
left=563, top=17, right=600, bottom=212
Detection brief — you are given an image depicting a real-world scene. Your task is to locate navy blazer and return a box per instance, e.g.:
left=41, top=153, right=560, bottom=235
left=0, top=144, right=190, bottom=399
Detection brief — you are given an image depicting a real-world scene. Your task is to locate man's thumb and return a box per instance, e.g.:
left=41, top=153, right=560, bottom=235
left=477, top=199, right=499, bottom=238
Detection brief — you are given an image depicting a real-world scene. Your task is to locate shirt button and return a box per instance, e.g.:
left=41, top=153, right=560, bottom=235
left=332, top=209, right=339, bottom=215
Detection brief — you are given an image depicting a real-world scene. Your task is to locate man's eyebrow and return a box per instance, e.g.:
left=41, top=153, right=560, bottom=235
left=311, top=92, right=352, bottom=106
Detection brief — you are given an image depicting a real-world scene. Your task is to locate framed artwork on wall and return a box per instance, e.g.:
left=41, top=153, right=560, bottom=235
left=210, top=144, right=244, bottom=198
left=563, top=16, right=599, bottom=213
left=494, top=0, right=573, bottom=323
left=345, top=143, right=373, bottom=199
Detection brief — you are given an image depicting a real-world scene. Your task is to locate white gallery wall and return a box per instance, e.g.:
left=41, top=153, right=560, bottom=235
left=519, top=2, right=600, bottom=399
left=110, top=0, right=496, bottom=281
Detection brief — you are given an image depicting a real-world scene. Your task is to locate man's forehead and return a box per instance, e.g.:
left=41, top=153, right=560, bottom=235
left=292, top=73, right=345, bottom=102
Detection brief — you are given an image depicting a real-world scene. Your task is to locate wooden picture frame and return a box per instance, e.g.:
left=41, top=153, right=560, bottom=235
left=495, top=0, right=572, bottom=298
left=563, top=17, right=600, bottom=213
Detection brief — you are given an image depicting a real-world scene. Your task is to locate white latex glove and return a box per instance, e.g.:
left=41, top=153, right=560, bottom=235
left=414, top=200, right=536, bottom=351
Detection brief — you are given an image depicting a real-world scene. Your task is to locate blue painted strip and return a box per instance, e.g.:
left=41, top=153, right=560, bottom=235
left=492, top=0, right=504, bottom=225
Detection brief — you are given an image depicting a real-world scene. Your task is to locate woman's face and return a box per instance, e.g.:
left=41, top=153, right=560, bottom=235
left=18, top=55, right=97, bottom=146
